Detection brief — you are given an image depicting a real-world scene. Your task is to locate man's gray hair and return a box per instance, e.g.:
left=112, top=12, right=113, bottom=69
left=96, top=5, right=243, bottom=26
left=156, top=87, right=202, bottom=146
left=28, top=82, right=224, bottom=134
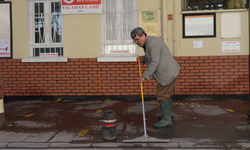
left=131, top=27, right=147, bottom=39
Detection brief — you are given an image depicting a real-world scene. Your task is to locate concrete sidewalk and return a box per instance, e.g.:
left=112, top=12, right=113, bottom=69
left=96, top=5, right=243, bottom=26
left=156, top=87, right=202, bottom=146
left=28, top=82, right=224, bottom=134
left=0, top=96, right=250, bottom=149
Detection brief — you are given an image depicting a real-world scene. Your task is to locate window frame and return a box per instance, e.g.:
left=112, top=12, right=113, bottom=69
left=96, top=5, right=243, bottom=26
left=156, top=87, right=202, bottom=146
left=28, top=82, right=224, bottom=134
left=182, top=0, right=249, bottom=11
left=27, top=0, right=64, bottom=58
left=100, top=0, right=138, bottom=57
left=0, top=1, right=13, bottom=59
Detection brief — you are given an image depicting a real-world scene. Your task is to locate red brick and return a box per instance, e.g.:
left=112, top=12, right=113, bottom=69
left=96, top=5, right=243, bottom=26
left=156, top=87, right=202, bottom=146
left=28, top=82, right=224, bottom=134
left=238, top=55, right=248, bottom=58
left=189, top=63, right=199, bottom=67
left=195, top=60, right=204, bottom=63
left=213, top=59, right=224, bottom=63
left=176, top=60, right=185, bottom=64
left=228, top=55, right=238, bottom=59
left=204, top=59, right=214, bottom=63
left=234, top=59, right=244, bottom=62
left=174, top=57, right=181, bottom=60
left=189, top=56, right=199, bottom=60
left=186, top=67, right=194, bottom=70
left=180, top=56, right=190, bottom=60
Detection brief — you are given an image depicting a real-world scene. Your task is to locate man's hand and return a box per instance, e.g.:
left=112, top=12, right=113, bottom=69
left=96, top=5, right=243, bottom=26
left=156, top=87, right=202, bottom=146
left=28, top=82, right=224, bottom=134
left=138, top=76, right=145, bottom=84
left=137, top=56, right=143, bottom=62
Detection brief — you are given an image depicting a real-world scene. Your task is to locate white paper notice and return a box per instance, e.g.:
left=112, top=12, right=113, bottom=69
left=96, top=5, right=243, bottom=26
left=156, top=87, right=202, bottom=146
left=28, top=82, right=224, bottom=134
left=0, top=39, right=10, bottom=56
left=193, top=41, right=203, bottom=48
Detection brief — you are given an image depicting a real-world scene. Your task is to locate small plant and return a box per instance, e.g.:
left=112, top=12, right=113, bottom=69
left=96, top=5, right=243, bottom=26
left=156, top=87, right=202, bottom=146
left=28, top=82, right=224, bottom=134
left=6, top=121, right=12, bottom=126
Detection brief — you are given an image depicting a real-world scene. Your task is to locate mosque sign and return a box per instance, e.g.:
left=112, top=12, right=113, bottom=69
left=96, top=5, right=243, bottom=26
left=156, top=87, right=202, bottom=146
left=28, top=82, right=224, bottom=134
left=61, top=0, right=102, bottom=14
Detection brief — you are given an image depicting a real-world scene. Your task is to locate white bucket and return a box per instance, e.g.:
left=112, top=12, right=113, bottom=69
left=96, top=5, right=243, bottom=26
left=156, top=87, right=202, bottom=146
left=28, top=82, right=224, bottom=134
left=0, top=99, right=4, bottom=113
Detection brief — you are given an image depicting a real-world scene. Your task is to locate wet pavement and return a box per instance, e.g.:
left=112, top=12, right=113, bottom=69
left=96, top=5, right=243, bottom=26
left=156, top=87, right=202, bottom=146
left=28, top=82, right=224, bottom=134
left=0, top=96, right=250, bottom=149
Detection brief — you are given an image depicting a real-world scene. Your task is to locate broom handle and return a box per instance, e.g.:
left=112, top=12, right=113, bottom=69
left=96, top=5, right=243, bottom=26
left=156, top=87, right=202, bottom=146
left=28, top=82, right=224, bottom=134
left=138, top=58, right=148, bottom=139
left=138, top=58, right=144, bottom=102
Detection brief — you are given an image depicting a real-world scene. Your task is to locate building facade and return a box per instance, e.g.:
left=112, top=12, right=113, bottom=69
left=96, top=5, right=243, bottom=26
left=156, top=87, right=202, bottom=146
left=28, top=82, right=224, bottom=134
left=0, top=0, right=249, bottom=97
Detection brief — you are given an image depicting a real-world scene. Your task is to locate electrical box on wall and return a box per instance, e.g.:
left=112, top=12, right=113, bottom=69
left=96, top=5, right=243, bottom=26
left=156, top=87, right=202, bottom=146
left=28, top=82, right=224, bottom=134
left=168, top=14, right=172, bottom=20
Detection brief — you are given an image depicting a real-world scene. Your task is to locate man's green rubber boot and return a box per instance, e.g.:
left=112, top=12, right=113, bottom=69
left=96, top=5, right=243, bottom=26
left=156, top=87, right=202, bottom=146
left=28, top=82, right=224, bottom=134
left=153, top=100, right=172, bottom=128
left=157, top=98, right=175, bottom=119
left=170, top=98, right=175, bottom=119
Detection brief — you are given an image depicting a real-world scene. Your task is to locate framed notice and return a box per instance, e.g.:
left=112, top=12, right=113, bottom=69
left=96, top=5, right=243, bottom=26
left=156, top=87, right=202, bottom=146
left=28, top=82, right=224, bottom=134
left=183, top=13, right=216, bottom=38
left=0, top=2, right=12, bottom=58
left=61, top=0, right=102, bottom=14
left=139, top=9, right=161, bottom=38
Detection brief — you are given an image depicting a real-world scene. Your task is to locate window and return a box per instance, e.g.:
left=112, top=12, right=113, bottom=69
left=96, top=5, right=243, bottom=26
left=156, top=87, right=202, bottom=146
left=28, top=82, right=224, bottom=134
left=101, top=0, right=138, bottom=57
left=182, top=0, right=248, bottom=11
left=28, top=0, right=63, bottom=57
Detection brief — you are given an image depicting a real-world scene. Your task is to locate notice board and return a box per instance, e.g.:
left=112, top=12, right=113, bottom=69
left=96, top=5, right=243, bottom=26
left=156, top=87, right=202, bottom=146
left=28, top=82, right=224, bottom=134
left=221, top=12, right=241, bottom=38
left=183, top=13, right=216, bottom=38
left=0, top=2, right=12, bottom=58
left=139, top=9, right=161, bottom=38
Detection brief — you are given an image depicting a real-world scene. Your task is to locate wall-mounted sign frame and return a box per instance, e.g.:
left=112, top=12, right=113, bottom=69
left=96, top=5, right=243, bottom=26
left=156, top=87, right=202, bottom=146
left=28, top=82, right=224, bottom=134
left=139, top=9, right=161, bottom=38
left=183, top=13, right=216, bottom=38
left=61, top=0, right=102, bottom=14
left=0, top=2, right=12, bottom=59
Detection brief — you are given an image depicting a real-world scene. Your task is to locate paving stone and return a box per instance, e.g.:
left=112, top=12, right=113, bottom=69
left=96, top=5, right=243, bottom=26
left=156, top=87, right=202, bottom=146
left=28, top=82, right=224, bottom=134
left=24, top=132, right=56, bottom=142
left=179, top=143, right=196, bottom=148
left=0, top=132, right=31, bottom=142
left=92, top=142, right=156, bottom=148
left=194, top=144, right=224, bottom=148
left=2, top=149, right=63, bottom=150
left=168, top=149, right=231, bottom=150
left=92, top=143, right=120, bottom=148
left=238, top=143, right=250, bottom=148
left=224, top=143, right=242, bottom=148
left=150, top=143, right=179, bottom=148
left=68, top=148, right=123, bottom=150
left=179, top=143, right=225, bottom=148
left=49, top=131, right=76, bottom=143
left=7, top=143, right=50, bottom=148
left=0, top=143, right=8, bottom=148
left=0, top=131, right=12, bottom=141
left=49, top=143, right=91, bottom=148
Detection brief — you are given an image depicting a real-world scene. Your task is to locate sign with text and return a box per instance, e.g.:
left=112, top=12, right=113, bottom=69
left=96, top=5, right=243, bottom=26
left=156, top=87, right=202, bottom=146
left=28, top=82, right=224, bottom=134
left=61, top=0, right=102, bottom=14
left=222, top=41, right=240, bottom=53
left=0, top=39, right=10, bottom=56
left=40, top=53, right=58, bottom=57
left=0, top=2, right=12, bottom=58
left=110, top=50, right=129, bottom=54
left=139, top=9, right=161, bottom=38
left=193, top=41, right=203, bottom=48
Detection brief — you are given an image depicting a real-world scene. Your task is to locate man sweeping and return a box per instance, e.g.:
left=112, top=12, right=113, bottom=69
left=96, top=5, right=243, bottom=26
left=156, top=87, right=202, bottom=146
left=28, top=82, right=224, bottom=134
left=131, top=27, right=180, bottom=128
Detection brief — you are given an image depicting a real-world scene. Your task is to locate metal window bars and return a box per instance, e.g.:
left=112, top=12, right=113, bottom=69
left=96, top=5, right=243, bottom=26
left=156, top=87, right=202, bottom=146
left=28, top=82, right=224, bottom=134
left=29, top=0, right=63, bottom=57
left=102, top=0, right=138, bottom=56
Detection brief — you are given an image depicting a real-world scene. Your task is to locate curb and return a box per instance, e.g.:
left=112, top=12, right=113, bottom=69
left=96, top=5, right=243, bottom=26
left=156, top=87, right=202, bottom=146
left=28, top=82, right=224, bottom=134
left=1, top=142, right=250, bottom=149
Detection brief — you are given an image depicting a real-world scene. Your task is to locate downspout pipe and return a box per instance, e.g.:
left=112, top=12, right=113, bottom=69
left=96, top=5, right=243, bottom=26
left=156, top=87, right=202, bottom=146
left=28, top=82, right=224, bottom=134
left=248, top=2, right=250, bottom=96
left=162, top=0, right=168, bottom=45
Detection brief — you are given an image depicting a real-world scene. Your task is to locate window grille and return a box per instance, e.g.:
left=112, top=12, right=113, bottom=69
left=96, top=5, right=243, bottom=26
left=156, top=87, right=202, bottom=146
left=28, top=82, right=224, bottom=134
left=28, top=0, right=64, bottom=57
left=182, top=0, right=248, bottom=11
left=101, top=0, right=138, bottom=56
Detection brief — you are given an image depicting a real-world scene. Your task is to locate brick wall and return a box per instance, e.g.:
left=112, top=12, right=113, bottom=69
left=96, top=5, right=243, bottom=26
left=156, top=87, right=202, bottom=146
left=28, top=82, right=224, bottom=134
left=0, top=55, right=249, bottom=97
left=175, top=55, right=249, bottom=95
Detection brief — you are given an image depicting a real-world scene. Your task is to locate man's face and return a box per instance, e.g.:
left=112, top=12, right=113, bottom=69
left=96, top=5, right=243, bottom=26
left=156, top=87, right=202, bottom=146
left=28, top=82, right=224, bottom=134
left=133, top=34, right=146, bottom=47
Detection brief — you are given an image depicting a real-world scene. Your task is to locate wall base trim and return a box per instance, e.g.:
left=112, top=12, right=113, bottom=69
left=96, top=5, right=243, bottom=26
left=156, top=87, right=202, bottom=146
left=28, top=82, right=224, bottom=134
left=4, top=94, right=250, bottom=102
